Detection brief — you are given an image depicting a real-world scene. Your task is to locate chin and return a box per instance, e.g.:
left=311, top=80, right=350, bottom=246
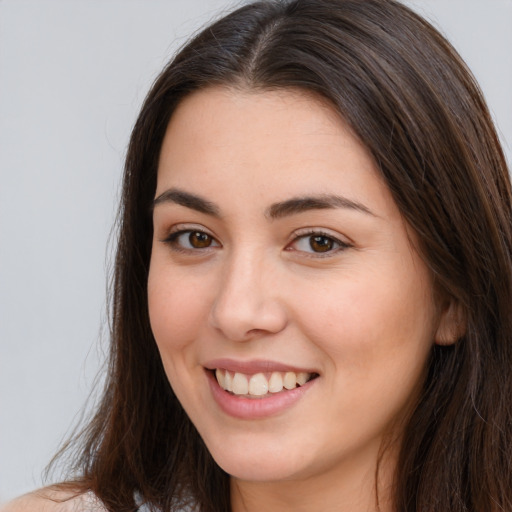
left=215, top=456, right=302, bottom=482
left=203, top=433, right=312, bottom=482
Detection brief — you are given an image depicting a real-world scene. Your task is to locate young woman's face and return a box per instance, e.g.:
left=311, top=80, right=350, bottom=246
left=149, top=87, right=447, bottom=488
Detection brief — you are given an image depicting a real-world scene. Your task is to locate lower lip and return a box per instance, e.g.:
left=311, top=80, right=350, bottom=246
left=206, top=370, right=316, bottom=420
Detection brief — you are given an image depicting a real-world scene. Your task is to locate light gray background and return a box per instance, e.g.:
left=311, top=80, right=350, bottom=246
left=1, top=0, right=511, bottom=503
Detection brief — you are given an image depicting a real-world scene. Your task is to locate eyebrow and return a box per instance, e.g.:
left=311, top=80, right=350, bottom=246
left=152, top=188, right=375, bottom=219
left=266, top=194, right=376, bottom=219
left=152, top=188, right=220, bottom=217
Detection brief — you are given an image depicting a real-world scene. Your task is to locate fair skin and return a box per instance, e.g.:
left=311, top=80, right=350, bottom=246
left=148, top=86, right=458, bottom=512
left=5, top=86, right=457, bottom=512
left=0, top=488, right=86, bottom=512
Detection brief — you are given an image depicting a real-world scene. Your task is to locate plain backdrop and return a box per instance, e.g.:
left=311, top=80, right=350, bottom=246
left=1, top=0, right=511, bottom=503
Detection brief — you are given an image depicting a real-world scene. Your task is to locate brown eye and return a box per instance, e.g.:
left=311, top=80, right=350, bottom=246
left=290, top=231, right=350, bottom=256
left=164, top=229, right=220, bottom=251
left=189, top=231, right=213, bottom=248
left=309, top=235, right=334, bottom=253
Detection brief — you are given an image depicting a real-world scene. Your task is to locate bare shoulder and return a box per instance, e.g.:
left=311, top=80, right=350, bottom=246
left=0, top=487, right=104, bottom=512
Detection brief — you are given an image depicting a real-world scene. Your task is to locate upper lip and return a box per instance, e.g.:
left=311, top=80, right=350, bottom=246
left=203, top=358, right=318, bottom=375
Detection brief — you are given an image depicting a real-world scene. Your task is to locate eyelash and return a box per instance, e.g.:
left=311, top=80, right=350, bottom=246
left=161, top=227, right=351, bottom=257
left=162, top=228, right=220, bottom=253
left=288, top=229, right=352, bottom=257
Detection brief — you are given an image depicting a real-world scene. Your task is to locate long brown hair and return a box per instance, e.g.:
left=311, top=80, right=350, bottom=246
left=56, top=0, right=512, bottom=510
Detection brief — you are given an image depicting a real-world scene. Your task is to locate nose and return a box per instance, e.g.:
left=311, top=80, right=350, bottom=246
left=209, top=251, right=288, bottom=342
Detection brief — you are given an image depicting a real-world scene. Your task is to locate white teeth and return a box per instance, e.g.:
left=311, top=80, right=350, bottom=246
left=297, top=372, right=308, bottom=386
left=215, top=369, right=225, bottom=389
left=248, top=373, right=268, bottom=396
left=268, top=372, right=284, bottom=393
left=283, top=371, right=296, bottom=390
left=215, top=369, right=314, bottom=396
left=224, top=370, right=233, bottom=392
left=232, top=372, right=249, bottom=395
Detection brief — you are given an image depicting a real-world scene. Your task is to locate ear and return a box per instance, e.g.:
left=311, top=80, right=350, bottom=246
left=435, top=298, right=466, bottom=346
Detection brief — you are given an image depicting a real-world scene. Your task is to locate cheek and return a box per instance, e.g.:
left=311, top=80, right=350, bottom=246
left=293, top=259, right=437, bottom=369
left=147, top=261, right=212, bottom=353
left=298, top=271, right=436, bottom=438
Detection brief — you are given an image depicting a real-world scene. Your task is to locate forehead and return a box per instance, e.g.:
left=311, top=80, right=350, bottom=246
left=156, top=86, right=395, bottom=219
left=159, top=86, right=365, bottom=163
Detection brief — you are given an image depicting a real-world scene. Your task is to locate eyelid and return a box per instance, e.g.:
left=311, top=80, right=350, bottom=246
left=287, top=228, right=352, bottom=256
left=160, top=223, right=216, bottom=239
left=160, top=223, right=221, bottom=252
left=158, top=223, right=351, bottom=257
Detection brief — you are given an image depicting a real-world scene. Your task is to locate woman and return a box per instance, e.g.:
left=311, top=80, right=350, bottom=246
left=6, top=0, right=512, bottom=510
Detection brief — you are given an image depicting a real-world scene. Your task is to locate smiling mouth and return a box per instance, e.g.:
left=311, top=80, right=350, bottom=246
left=214, top=369, right=318, bottom=398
